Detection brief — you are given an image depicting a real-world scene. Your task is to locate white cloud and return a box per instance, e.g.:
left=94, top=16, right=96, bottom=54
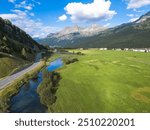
left=11, top=9, right=27, bottom=16
left=8, top=0, right=15, bottom=3
left=0, top=10, right=59, bottom=38
left=127, top=0, right=150, bottom=9
left=127, top=13, right=140, bottom=22
left=127, top=14, right=134, bottom=17
left=0, top=14, right=18, bottom=20
left=133, top=9, right=145, bottom=12
left=58, top=14, right=67, bottom=21
left=15, top=1, right=34, bottom=10
left=29, top=13, right=35, bottom=16
left=63, top=0, right=116, bottom=23
left=32, top=0, right=41, bottom=5
left=25, top=5, right=33, bottom=10
left=129, top=17, right=139, bottom=22
left=104, top=23, right=110, bottom=27
left=0, top=10, right=28, bottom=21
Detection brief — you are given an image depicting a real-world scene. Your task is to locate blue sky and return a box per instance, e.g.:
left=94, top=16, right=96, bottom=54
left=0, top=0, right=150, bottom=38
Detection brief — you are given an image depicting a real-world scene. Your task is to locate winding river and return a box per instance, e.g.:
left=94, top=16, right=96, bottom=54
left=9, top=58, right=63, bottom=113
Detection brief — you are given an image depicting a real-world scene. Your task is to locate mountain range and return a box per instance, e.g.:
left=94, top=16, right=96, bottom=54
left=38, top=24, right=107, bottom=47
left=38, top=11, right=150, bottom=48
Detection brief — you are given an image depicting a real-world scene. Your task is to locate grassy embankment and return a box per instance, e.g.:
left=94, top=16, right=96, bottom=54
left=0, top=53, right=30, bottom=79
left=49, top=49, right=150, bottom=113
left=0, top=60, right=45, bottom=112
left=37, top=70, right=61, bottom=112
left=37, top=52, right=81, bottom=112
left=46, top=53, right=81, bottom=65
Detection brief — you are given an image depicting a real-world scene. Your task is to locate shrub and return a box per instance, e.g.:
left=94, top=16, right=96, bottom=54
left=37, top=70, right=61, bottom=107
left=66, top=58, right=79, bottom=64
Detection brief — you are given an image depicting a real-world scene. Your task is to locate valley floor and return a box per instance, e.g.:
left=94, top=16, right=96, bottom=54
left=50, top=49, right=150, bottom=112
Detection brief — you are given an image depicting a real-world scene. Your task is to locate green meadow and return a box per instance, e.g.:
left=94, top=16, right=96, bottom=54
left=0, top=53, right=29, bottom=79
left=51, top=50, right=150, bottom=113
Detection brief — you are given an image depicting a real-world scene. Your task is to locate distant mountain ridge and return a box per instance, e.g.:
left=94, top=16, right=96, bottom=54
left=48, top=24, right=106, bottom=38
left=38, top=24, right=107, bottom=47
left=38, top=11, right=150, bottom=48
left=0, top=17, right=45, bottom=60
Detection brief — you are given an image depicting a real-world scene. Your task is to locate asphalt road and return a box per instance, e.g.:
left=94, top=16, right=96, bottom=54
left=0, top=62, right=41, bottom=90
left=0, top=53, right=42, bottom=90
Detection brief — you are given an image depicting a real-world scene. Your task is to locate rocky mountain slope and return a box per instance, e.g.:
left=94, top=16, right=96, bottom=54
left=38, top=24, right=106, bottom=47
left=38, top=11, right=150, bottom=48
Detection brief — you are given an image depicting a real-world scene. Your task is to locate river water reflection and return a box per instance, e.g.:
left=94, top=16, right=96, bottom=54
left=9, top=58, right=63, bottom=113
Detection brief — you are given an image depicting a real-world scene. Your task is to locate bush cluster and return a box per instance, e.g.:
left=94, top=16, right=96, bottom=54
left=37, top=70, right=61, bottom=107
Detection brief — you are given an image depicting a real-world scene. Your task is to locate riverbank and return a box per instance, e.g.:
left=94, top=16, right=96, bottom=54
left=37, top=53, right=80, bottom=112
left=0, top=61, right=45, bottom=112
left=8, top=57, right=64, bottom=113
left=37, top=70, right=61, bottom=112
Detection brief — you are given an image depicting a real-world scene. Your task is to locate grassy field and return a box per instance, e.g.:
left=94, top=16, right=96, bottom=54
left=50, top=50, right=150, bottom=113
left=0, top=53, right=29, bottom=79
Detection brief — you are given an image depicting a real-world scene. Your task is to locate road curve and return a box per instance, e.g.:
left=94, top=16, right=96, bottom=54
left=0, top=61, right=42, bottom=90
